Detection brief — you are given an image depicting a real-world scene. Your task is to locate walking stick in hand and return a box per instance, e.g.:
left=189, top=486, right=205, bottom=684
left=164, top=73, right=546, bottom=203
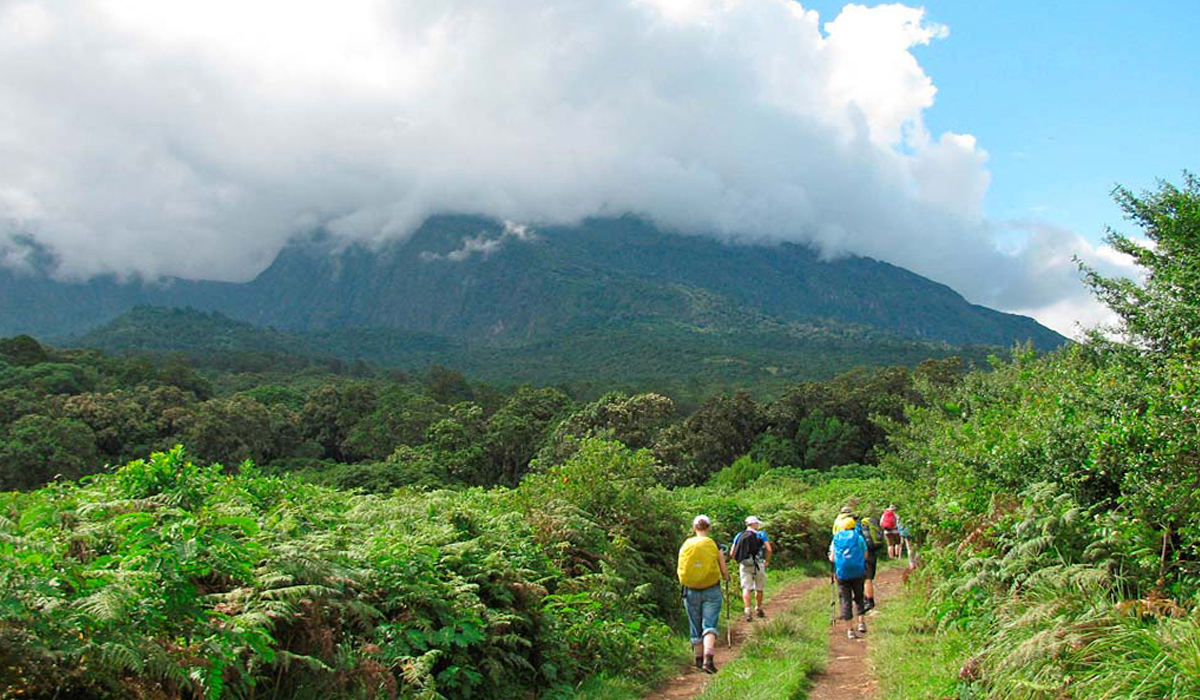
left=724, top=574, right=733, bottom=647
left=829, top=561, right=837, bottom=625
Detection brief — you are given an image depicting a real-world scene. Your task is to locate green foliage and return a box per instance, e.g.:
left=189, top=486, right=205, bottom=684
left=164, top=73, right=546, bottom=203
left=794, top=407, right=859, bottom=470
left=482, top=387, right=573, bottom=486
left=870, top=575, right=973, bottom=700
left=0, top=334, right=49, bottom=366
left=1081, top=172, right=1200, bottom=356
left=652, top=391, right=762, bottom=487
left=708, top=454, right=771, bottom=490
left=534, top=392, right=675, bottom=468
left=5, top=439, right=757, bottom=700
left=877, top=173, right=1200, bottom=700
left=0, top=413, right=98, bottom=490
left=693, top=578, right=830, bottom=700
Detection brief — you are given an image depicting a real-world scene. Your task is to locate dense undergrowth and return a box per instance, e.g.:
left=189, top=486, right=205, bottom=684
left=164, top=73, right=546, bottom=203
left=0, top=439, right=859, bottom=700
left=880, top=174, right=1200, bottom=699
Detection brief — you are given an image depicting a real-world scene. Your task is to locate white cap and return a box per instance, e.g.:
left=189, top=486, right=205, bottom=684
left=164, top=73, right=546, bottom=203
left=693, top=514, right=711, bottom=528
left=744, top=515, right=761, bottom=526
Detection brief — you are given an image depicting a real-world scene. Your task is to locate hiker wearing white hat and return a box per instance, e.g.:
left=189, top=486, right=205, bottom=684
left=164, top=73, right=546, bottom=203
left=729, top=515, right=773, bottom=621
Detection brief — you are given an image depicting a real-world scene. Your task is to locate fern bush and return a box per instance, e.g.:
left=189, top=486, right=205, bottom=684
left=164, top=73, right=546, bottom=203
left=0, top=440, right=700, bottom=700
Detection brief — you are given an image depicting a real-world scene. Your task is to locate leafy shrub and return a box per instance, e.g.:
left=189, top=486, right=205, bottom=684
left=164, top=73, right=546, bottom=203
left=707, top=454, right=771, bottom=489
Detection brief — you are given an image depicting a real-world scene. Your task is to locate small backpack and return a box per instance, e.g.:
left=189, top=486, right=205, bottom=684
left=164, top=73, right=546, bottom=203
left=859, top=517, right=885, bottom=552
left=832, top=529, right=866, bottom=580
left=881, top=508, right=898, bottom=529
left=730, top=529, right=764, bottom=564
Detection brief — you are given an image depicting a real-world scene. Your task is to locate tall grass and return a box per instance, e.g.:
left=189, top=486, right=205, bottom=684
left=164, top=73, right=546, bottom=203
left=693, top=579, right=828, bottom=700
left=870, top=575, right=972, bottom=700
left=977, top=570, right=1200, bottom=700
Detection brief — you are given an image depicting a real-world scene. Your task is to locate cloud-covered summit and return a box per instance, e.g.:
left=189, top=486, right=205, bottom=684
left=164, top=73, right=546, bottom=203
left=0, top=0, right=1134, bottom=335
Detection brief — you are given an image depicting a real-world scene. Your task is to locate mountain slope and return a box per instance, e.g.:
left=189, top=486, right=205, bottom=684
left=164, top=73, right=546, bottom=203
left=1, top=215, right=1065, bottom=349
left=68, top=306, right=991, bottom=399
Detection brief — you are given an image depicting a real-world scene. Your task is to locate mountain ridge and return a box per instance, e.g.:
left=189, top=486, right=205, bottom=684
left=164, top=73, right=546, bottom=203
left=0, top=214, right=1064, bottom=350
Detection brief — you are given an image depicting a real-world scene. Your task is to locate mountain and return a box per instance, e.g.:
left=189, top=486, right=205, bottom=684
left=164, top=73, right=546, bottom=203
left=2, top=214, right=1065, bottom=351
left=69, top=306, right=993, bottom=401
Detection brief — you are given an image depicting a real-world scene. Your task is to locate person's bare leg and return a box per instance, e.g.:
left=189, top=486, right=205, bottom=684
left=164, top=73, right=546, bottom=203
left=743, top=588, right=753, bottom=619
left=702, top=632, right=718, bottom=672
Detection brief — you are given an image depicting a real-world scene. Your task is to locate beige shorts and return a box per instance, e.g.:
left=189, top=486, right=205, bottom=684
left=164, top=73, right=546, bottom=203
left=739, top=561, right=766, bottom=591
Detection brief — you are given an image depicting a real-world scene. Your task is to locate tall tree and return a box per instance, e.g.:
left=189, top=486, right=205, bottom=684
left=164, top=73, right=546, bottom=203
left=1081, top=171, right=1200, bottom=356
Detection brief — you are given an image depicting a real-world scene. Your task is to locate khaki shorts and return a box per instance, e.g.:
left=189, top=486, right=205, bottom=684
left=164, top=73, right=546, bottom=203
left=739, top=561, right=766, bottom=591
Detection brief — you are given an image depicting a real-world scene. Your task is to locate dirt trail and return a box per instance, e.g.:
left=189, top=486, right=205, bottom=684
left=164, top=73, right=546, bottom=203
left=806, top=565, right=906, bottom=700
left=643, top=575, right=824, bottom=700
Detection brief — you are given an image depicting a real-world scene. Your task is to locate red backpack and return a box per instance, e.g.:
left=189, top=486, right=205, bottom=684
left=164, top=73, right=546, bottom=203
left=881, top=509, right=897, bottom=529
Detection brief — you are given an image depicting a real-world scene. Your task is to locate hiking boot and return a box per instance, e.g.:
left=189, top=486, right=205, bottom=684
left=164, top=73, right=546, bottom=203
left=756, top=608, right=766, bottom=618
left=695, top=655, right=704, bottom=670
left=745, top=612, right=753, bottom=623
left=857, top=622, right=867, bottom=635
left=846, top=629, right=857, bottom=640
left=702, top=657, right=718, bottom=674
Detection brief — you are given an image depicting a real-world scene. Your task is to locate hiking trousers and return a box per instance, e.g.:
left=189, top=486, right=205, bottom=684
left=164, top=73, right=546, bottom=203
left=683, top=583, right=722, bottom=644
left=836, top=577, right=866, bottom=620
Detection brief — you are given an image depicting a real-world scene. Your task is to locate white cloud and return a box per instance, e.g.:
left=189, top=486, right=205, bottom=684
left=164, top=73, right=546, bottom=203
left=420, top=221, right=536, bottom=262
left=984, top=221, right=1143, bottom=339
left=0, top=0, right=1129, bottom=333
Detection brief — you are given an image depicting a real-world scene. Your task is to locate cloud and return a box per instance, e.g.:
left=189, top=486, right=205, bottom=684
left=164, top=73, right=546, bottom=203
left=977, top=221, right=1144, bottom=338
left=420, top=221, right=535, bottom=262
left=0, top=0, right=1128, bottom=332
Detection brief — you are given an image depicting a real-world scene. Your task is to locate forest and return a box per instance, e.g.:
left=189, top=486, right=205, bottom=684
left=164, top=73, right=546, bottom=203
left=2, top=175, right=1198, bottom=699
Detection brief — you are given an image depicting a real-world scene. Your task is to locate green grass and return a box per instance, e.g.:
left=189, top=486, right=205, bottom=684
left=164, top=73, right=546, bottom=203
left=569, top=663, right=687, bottom=700
left=570, top=566, right=825, bottom=700
left=870, top=575, right=972, bottom=700
left=693, top=577, right=830, bottom=700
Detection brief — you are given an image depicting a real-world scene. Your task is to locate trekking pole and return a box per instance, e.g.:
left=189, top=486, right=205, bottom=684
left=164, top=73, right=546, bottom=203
left=828, top=561, right=837, bottom=624
left=724, top=574, right=733, bottom=647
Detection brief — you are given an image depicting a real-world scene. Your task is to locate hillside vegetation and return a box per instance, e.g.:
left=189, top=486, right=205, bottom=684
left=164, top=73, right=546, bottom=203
left=878, top=174, right=1200, bottom=698
left=65, top=304, right=989, bottom=404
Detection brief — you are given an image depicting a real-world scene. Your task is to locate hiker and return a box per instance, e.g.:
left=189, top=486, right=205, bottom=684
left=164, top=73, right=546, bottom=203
left=857, top=513, right=885, bottom=611
left=730, top=515, right=773, bottom=622
left=881, top=505, right=902, bottom=559
left=899, top=519, right=918, bottom=569
left=677, top=514, right=730, bottom=674
left=829, top=517, right=868, bottom=639
left=832, top=505, right=855, bottom=534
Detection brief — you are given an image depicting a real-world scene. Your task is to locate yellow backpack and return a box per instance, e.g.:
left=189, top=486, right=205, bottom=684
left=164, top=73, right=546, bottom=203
left=678, top=535, right=720, bottom=589
left=832, top=513, right=854, bottom=535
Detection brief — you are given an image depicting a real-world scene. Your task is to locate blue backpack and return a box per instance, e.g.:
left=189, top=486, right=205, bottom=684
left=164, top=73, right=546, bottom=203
left=832, top=529, right=866, bottom=580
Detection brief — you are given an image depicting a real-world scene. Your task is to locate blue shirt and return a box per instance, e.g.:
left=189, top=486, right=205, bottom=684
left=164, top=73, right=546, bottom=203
left=731, top=529, right=769, bottom=562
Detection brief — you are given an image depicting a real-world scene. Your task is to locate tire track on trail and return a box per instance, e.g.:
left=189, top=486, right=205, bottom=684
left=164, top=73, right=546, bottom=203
left=641, top=575, right=824, bottom=700
left=807, top=564, right=906, bottom=700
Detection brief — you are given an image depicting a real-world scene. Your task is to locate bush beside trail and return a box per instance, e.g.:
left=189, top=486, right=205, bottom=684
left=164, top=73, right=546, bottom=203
left=878, top=174, right=1200, bottom=700
left=0, top=441, right=685, bottom=700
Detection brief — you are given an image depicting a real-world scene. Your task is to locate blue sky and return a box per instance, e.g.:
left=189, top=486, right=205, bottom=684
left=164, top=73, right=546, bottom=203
left=804, top=0, right=1200, bottom=244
